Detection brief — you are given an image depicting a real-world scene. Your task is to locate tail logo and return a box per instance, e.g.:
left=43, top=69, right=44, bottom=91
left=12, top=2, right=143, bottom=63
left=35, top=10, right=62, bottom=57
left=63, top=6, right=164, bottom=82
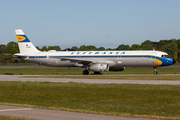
left=16, top=36, right=26, bottom=42
left=16, top=35, right=30, bottom=42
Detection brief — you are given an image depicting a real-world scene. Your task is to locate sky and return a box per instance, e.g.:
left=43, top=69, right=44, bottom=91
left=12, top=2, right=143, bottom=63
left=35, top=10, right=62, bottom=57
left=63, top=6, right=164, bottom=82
left=1, top=0, right=180, bottom=49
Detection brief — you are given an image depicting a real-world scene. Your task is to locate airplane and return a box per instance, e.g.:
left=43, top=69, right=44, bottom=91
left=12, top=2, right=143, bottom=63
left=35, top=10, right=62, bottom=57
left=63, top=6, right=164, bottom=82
left=14, top=29, right=176, bottom=75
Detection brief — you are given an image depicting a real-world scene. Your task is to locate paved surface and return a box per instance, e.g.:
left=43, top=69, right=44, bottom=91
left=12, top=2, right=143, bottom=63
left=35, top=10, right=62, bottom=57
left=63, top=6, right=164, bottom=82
left=0, top=75, right=178, bottom=120
left=0, top=75, right=180, bottom=85
left=0, top=65, right=180, bottom=69
left=0, top=105, right=152, bottom=120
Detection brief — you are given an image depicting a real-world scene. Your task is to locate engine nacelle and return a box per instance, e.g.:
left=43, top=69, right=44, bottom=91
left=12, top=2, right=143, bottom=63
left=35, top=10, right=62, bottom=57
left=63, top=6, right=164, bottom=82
left=88, top=64, right=109, bottom=72
left=109, top=67, right=125, bottom=71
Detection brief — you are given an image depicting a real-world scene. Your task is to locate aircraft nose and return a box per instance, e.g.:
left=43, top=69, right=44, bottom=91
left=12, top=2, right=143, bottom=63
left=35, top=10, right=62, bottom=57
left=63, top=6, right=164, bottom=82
left=173, top=58, right=176, bottom=64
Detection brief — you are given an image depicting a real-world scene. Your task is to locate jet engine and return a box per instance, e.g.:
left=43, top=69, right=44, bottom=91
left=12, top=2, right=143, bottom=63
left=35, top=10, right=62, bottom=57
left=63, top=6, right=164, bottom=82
left=88, top=63, right=109, bottom=72
left=109, top=67, right=125, bottom=71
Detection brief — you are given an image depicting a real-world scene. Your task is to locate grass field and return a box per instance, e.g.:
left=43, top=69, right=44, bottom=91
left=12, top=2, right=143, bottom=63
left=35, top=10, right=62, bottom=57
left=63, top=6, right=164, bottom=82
left=0, top=82, right=179, bottom=119
left=1, top=67, right=180, bottom=75
left=0, top=115, right=31, bottom=120
left=0, top=67, right=180, bottom=119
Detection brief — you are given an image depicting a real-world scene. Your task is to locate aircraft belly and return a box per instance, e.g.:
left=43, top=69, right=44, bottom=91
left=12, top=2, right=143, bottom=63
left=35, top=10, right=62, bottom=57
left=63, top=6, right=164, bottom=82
left=25, top=58, right=36, bottom=63
left=117, top=58, right=157, bottom=67
left=26, top=58, right=76, bottom=67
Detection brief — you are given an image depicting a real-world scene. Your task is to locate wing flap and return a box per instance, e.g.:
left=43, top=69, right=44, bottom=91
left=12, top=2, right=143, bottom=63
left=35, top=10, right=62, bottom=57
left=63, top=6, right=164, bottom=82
left=60, top=58, right=93, bottom=65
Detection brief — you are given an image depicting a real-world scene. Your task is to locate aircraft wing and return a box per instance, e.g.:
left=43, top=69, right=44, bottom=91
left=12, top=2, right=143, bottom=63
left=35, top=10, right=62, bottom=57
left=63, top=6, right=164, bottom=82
left=60, top=58, right=116, bottom=66
left=60, top=58, right=94, bottom=65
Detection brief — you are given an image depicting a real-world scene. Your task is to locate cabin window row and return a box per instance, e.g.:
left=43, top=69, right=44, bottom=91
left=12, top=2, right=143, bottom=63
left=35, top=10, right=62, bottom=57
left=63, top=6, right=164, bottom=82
left=48, top=56, right=149, bottom=58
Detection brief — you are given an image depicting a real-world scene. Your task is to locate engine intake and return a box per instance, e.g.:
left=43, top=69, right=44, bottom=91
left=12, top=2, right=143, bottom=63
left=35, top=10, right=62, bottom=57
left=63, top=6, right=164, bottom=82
left=88, top=64, right=109, bottom=72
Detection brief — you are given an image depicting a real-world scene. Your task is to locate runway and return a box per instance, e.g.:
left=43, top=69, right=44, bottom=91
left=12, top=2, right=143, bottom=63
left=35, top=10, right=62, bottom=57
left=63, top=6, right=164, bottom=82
left=0, top=75, right=180, bottom=85
left=0, top=105, right=152, bottom=120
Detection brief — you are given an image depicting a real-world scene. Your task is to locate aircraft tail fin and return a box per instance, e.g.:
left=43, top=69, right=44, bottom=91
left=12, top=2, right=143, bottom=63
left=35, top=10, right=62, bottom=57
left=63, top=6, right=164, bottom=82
left=15, top=29, right=39, bottom=53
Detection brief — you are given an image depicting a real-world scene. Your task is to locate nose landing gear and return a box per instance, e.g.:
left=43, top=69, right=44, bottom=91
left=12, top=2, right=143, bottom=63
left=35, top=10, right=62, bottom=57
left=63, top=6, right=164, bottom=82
left=153, top=67, right=158, bottom=75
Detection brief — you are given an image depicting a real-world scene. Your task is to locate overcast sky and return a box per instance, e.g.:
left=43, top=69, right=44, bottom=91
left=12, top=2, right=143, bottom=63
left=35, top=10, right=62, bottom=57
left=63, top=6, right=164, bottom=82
left=1, top=0, right=180, bottom=49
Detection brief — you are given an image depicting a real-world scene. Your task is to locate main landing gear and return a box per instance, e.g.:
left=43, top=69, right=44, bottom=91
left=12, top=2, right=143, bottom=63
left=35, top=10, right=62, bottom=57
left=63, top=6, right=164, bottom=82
left=153, top=67, right=158, bottom=75
left=82, top=70, right=102, bottom=75
left=94, top=72, right=101, bottom=74
left=82, top=70, right=89, bottom=75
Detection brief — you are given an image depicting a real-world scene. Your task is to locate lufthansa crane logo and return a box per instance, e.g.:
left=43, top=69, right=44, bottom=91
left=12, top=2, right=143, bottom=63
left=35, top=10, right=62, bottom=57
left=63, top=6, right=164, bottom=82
left=16, top=35, right=26, bottom=42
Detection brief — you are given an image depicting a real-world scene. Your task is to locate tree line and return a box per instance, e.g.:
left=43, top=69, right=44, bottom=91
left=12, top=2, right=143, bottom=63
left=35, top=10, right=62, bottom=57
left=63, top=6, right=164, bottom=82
left=0, top=39, right=180, bottom=64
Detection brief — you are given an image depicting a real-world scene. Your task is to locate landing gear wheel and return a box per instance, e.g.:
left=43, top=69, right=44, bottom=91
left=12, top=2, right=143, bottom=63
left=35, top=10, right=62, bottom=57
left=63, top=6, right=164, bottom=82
left=94, top=72, right=101, bottom=74
left=153, top=67, right=158, bottom=75
left=154, top=71, right=158, bottom=75
left=82, top=70, right=89, bottom=75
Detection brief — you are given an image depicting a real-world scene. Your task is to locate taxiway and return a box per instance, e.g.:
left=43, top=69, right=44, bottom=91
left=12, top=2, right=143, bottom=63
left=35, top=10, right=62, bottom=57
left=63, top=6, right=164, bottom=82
left=0, top=75, right=180, bottom=85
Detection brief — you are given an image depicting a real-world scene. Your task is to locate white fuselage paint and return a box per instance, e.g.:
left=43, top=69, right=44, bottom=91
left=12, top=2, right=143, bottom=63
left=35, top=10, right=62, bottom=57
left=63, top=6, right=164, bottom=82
left=14, top=29, right=174, bottom=71
left=19, top=50, right=172, bottom=68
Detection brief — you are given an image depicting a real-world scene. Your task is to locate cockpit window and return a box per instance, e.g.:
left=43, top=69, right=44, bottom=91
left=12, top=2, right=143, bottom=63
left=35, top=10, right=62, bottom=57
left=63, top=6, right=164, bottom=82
left=161, top=55, right=171, bottom=58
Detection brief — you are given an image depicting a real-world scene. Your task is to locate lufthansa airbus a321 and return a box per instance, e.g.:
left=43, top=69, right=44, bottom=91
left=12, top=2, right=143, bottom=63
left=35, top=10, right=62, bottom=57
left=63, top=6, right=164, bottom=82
left=14, top=29, right=176, bottom=75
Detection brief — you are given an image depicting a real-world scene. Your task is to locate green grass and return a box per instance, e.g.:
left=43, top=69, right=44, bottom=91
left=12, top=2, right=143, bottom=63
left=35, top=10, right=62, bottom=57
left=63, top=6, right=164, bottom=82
left=0, top=67, right=180, bottom=75
left=0, top=82, right=180, bottom=119
left=0, top=68, right=83, bottom=75
left=0, top=116, right=31, bottom=120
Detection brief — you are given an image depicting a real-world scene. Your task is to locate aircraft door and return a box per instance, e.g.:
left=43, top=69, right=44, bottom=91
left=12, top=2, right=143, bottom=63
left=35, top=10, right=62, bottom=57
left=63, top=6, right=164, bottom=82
left=35, top=53, right=39, bottom=61
left=151, top=51, right=156, bottom=65
left=35, top=53, right=42, bottom=64
left=117, top=55, right=122, bottom=64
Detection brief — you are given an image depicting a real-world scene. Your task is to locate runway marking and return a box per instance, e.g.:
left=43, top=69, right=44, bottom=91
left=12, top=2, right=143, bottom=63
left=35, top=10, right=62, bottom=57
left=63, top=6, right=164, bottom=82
left=0, top=108, right=32, bottom=112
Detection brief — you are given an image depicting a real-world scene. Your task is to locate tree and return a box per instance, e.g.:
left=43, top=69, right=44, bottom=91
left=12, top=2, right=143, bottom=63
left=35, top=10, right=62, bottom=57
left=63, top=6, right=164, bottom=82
left=141, top=40, right=154, bottom=50
left=98, top=47, right=105, bottom=51
left=158, top=41, right=166, bottom=52
left=78, top=45, right=97, bottom=51
left=116, top=44, right=130, bottom=50
left=48, top=46, right=61, bottom=51
left=36, top=46, right=41, bottom=50
left=41, top=46, right=48, bottom=51
left=78, top=45, right=86, bottom=51
left=166, top=41, right=178, bottom=57
left=86, top=45, right=97, bottom=51
left=174, top=52, right=178, bottom=64
left=130, top=44, right=143, bottom=50
left=7, top=41, right=19, bottom=54
left=0, top=45, right=8, bottom=53
left=71, top=46, right=78, bottom=51
left=63, top=48, right=74, bottom=51
left=176, top=39, right=180, bottom=50
left=106, top=48, right=115, bottom=50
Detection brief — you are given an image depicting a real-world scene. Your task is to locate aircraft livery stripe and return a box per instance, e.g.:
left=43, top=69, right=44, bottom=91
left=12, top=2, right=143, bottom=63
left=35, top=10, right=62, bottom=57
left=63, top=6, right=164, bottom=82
left=29, top=56, right=47, bottom=58
left=27, top=55, right=173, bottom=66
left=28, top=55, right=159, bottom=59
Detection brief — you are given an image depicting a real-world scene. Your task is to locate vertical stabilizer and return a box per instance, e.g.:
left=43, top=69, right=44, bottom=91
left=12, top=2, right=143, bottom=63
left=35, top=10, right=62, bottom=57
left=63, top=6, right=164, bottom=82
left=15, top=29, right=39, bottom=53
